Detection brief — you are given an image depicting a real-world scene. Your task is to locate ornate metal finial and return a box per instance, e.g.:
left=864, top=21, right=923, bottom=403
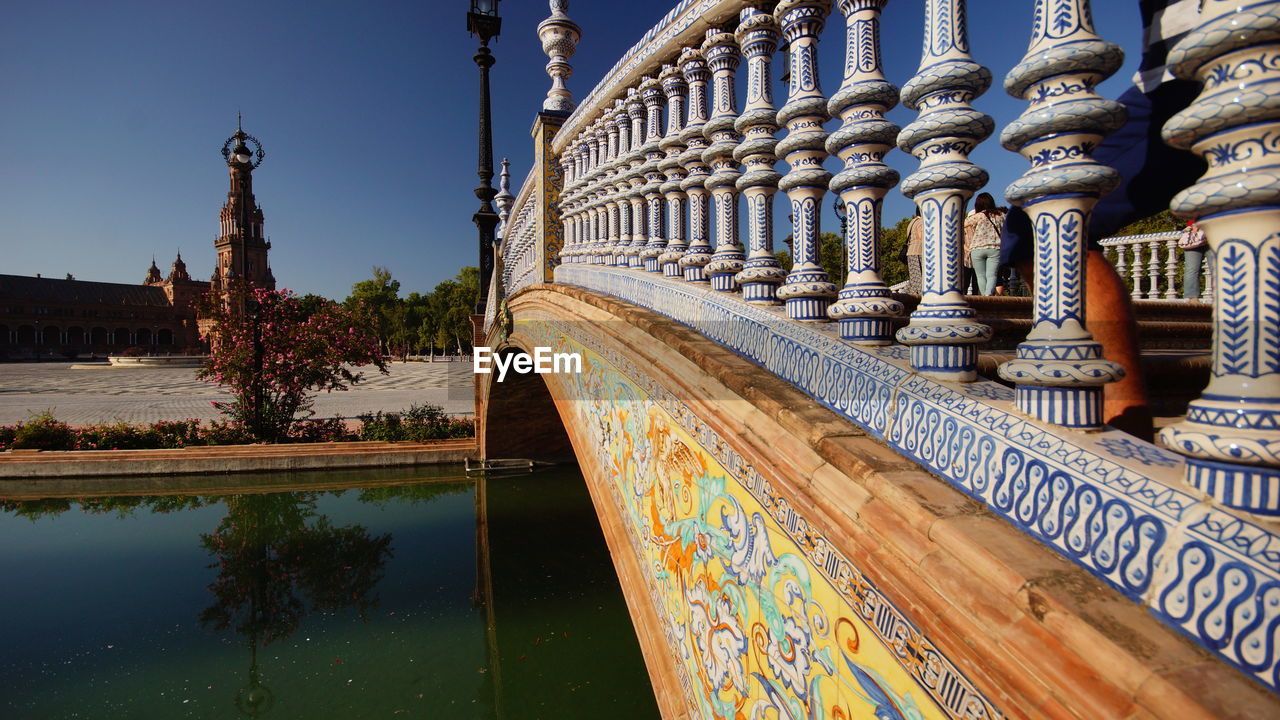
left=538, top=0, right=581, bottom=114
left=495, top=158, right=515, bottom=231
left=222, top=116, right=265, bottom=169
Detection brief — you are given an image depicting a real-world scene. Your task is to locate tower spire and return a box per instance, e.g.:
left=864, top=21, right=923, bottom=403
left=213, top=118, right=273, bottom=299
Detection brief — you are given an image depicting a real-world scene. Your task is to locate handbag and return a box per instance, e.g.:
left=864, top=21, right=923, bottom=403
left=1178, top=227, right=1207, bottom=250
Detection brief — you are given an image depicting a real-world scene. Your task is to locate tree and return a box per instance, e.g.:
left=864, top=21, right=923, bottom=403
left=1114, top=209, right=1180, bottom=237
left=345, top=267, right=402, bottom=354
left=199, top=284, right=387, bottom=442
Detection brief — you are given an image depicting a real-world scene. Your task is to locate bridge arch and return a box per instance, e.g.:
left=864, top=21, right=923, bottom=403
left=479, top=343, right=574, bottom=463
left=477, top=284, right=1264, bottom=718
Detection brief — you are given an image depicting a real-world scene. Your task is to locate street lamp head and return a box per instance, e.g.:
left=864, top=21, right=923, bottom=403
left=467, top=0, right=502, bottom=44
left=832, top=197, right=847, bottom=220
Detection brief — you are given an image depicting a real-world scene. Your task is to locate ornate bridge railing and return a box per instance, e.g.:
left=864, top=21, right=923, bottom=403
left=1098, top=230, right=1213, bottom=302
left=495, top=0, right=1280, bottom=697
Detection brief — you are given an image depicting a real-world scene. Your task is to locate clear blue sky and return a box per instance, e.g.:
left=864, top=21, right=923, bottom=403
left=1, top=1, right=1146, bottom=301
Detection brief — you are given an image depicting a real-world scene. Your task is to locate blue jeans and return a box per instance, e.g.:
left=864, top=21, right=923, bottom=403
left=1183, top=247, right=1213, bottom=299
left=970, top=247, right=1000, bottom=295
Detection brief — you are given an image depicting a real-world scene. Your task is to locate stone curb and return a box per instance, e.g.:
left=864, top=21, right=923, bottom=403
left=0, top=439, right=477, bottom=479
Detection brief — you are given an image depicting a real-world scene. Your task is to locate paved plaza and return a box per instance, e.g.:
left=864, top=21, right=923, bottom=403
left=0, top=360, right=475, bottom=425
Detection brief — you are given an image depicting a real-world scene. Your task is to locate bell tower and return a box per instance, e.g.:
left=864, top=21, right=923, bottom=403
left=211, top=114, right=275, bottom=297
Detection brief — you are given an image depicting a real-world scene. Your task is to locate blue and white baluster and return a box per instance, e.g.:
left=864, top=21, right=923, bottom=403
left=894, top=0, right=993, bottom=380
left=607, top=102, right=631, bottom=266
left=601, top=101, right=624, bottom=267
left=658, top=64, right=690, bottom=278
left=1158, top=1, right=1280, bottom=515
left=733, top=5, right=787, bottom=305
left=775, top=0, right=837, bottom=321
left=625, top=89, right=649, bottom=269
left=998, top=0, right=1126, bottom=426
left=825, top=0, right=903, bottom=343
left=679, top=47, right=714, bottom=283
left=639, top=75, right=669, bottom=273
left=703, top=29, right=746, bottom=293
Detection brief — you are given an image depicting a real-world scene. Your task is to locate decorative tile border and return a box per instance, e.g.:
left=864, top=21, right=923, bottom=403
left=519, top=317, right=1002, bottom=719
left=553, top=264, right=1280, bottom=694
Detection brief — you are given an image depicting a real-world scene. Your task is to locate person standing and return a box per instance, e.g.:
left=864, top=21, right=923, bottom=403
left=964, top=193, right=1006, bottom=295
left=905, top=209, right=923, bottom=294
left=1178, top=219, right=1210, bottom=299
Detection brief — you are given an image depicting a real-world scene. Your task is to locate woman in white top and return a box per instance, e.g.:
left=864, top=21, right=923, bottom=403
left=964, top=193, right=1006, bottom=296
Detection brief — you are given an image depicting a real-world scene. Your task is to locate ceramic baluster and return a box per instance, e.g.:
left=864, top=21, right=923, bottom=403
left=998, top=0, right=1126, bottom=427
left=658, top=64, right=691, bottom=278
left=1159, top=0, right=1280, bottom=514
left=895, top=0, right=993, bottom=381
left=775, top=0, right=837, bottom=320
left=703, top=29, right=746, bottom=292
left=639, top=75, right=669, bottom=272
left=733, top=4, right=787, bottom=304
left=825, top=0, right=903, bottom=343
left=679, top=48, right=714, bottom=283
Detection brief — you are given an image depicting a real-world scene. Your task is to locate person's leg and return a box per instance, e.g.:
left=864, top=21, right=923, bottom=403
left=981, top=249, right=999, bottom=295
left=971, top=248, right=995, bottom=295
left=994, top=262, right=1010, bottom=296
left=907, top=256, right=922, bottom=294
left=1182, top=248, right=1204, bottom=298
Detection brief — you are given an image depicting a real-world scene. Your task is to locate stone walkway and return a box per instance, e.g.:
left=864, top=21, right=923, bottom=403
left=0, top=361, right=475, bottom=425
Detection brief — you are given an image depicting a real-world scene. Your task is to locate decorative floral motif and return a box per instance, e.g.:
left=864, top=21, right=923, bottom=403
left=1097, top=437, right=1180, bottom=467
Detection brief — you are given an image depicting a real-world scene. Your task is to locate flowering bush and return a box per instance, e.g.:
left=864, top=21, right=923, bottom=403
left=290, top=416, right=358, bottom=443
left=199, top=285, right=388, bottom=442
left=73, top=419, right=202, bottom=450
left=9, top=412, right=75, bottom=450
left=0, top=410, right=472, bottom=453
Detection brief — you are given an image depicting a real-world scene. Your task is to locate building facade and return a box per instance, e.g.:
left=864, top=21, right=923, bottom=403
left=0, top=121, right=274, bottom=361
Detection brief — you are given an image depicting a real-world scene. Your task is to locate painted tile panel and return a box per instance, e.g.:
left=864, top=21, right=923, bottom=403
left=521, top=318, right=1001, bottom=719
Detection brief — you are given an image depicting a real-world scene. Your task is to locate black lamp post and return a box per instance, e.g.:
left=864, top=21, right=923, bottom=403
left=833, top=197, right=848, bottom=240
left=468, top=0, right=501, bottom=316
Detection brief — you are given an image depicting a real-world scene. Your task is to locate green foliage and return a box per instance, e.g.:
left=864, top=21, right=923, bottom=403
left=774, top=225, right=911, bottom=288
left=73, top=419, right=201, bottom=450
left=200, top=283, right=387, bottom=443
left=342, top=266, right=479, bottom=358
left=357, top=402, right=474, bottom=442
left=10, top=412, right=74, bottom=450
left=290, top=416, right=358, bottom=443
left=1114, top=209, right=1180, bottom=237
left=880, top=216, right=912, bottom=287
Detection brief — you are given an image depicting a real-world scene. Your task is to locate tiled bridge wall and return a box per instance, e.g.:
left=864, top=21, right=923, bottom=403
left=479, top=285, right=1276, bottom=719
left=486, top=0, right=1280, bottom=716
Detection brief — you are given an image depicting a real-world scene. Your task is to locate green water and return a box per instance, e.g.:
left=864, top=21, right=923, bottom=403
left=0, top=466, right=660, bottom=719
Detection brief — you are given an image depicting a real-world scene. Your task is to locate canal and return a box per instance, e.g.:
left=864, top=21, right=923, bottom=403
left=0, top=465, right=660, bottom=719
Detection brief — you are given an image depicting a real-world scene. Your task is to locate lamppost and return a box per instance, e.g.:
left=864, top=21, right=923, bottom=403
left=468, top=0, right=502, bottom=316
left=833, top=197, right=847, bottom=242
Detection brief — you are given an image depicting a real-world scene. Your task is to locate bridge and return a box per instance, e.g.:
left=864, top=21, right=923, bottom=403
left=476, top=1, right=1280, bottom=717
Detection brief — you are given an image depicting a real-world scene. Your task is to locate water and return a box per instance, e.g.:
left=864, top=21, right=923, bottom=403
left=0, top=466, right=659, bottom=719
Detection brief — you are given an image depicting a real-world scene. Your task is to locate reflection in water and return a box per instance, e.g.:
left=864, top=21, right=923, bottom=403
left=199, top=493, right=394, bottom=716
left=0, top=468, right=659, bottom=719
